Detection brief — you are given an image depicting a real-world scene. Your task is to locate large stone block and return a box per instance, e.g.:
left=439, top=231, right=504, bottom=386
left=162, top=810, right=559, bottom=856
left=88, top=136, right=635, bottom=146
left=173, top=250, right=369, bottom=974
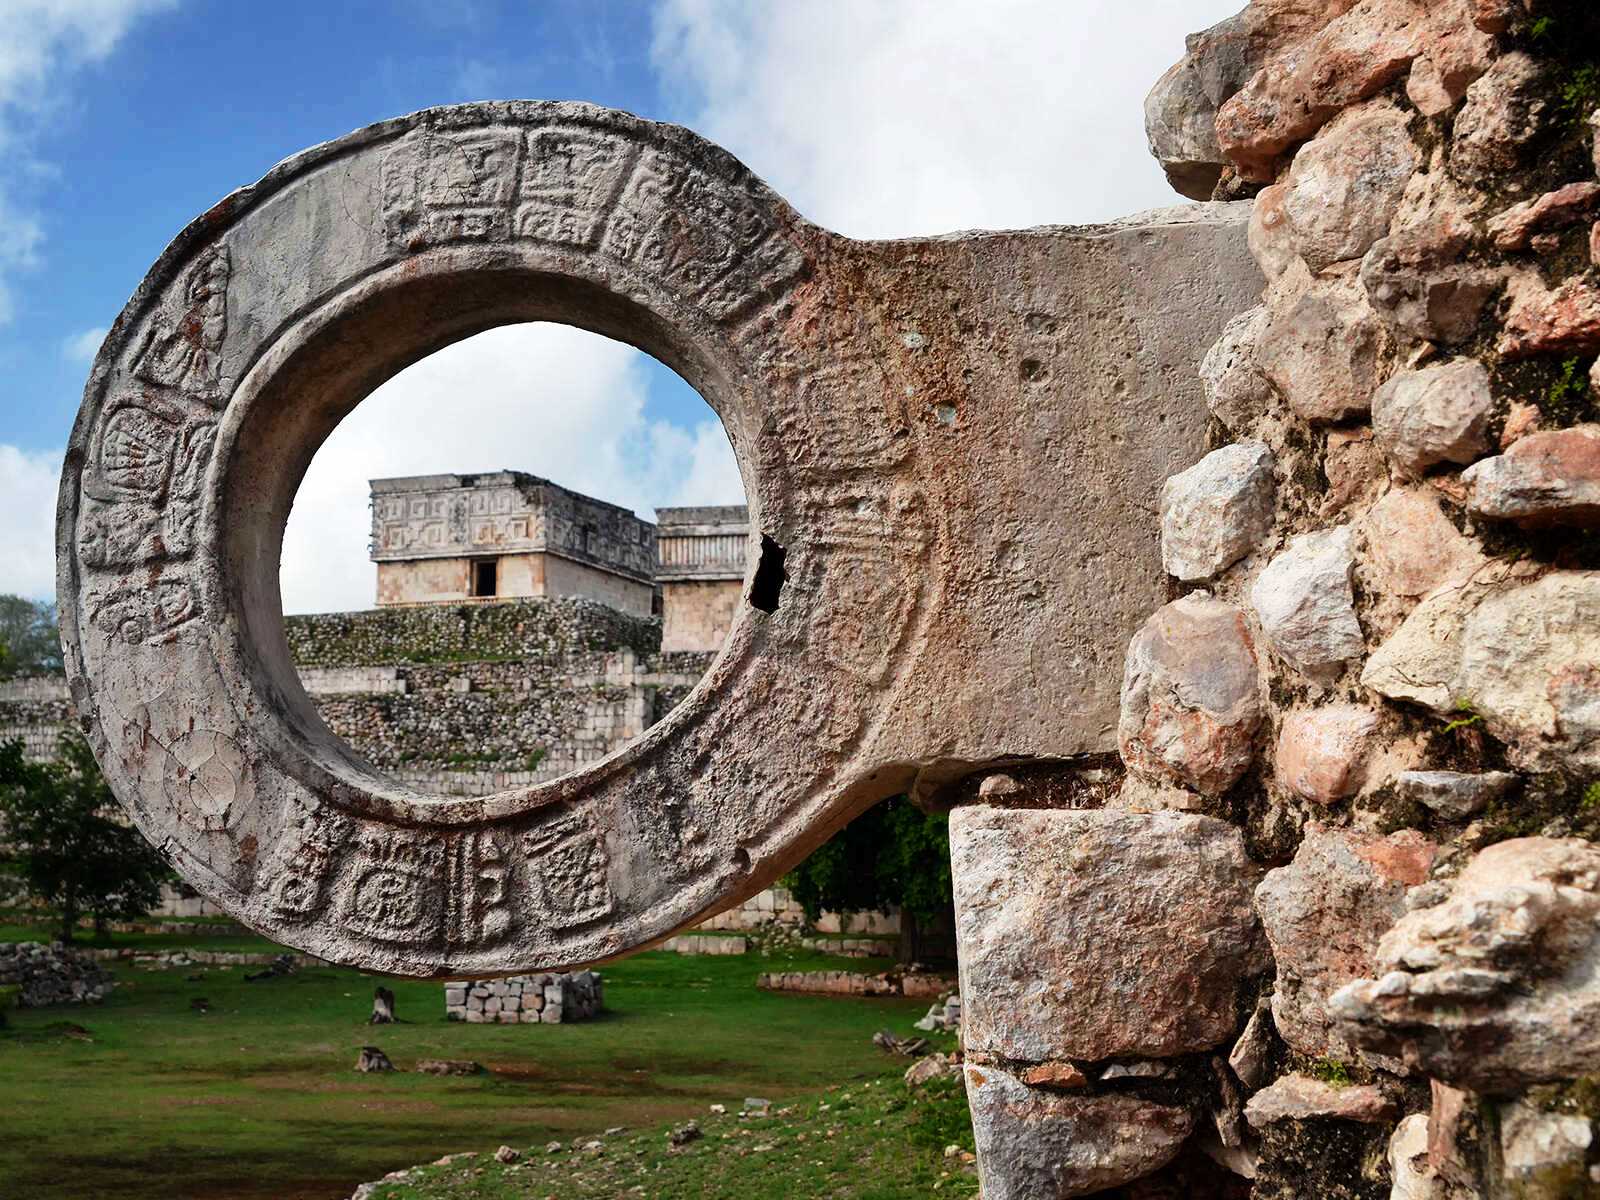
left=963, top=1064, right=1193, bottom=1199
left=951, top=806, right=1265, bottom=1063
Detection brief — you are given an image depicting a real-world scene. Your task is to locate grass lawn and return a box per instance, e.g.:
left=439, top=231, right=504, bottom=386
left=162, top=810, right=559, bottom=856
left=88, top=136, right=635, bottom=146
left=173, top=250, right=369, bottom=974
left=0, top=946, right=951, bottom=1200
left=361, top=1070, right=978, bottom=1200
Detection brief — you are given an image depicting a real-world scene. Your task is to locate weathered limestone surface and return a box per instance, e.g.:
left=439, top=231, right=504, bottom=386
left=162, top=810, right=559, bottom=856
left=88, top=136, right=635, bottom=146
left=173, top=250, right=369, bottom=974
left=951, top=805, right=1265, bottom=1064
left=1362, top=570, right=1600, bottom=773
left=1332, top=837, right=1600, bottom=1090
left=1251, top=526, right=1365, bottom=677
left=1463, top=426, right=1600, bottom=528
left=1371, top=359, right=1494, bottom=478
left=963, top=1064, right=1194, bottom=1199
left=1119, top=594, right=1264, bottom=796
left=1242, top=1074, right=1397, bottom=1126
left=1255, top=823, right=1434, bottom=1063
left=57, top=101, right=1260, bottom=978
left=1159, top=441, right=1277, bottom=581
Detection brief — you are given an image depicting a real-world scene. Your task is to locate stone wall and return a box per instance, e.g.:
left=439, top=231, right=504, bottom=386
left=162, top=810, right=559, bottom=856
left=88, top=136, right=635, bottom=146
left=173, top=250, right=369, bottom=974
left=444, top=971, right=603, bottom=1023
left=659, top=579, right=744, bottom=655
left=953, top=4, right=1600, bottom=1198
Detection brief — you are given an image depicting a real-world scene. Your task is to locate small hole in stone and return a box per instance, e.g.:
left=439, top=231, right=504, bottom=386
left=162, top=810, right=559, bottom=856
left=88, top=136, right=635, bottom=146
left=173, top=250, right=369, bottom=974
left=1020, top=357, right=1045, bottom=382
left=731, top=847, right=751, bottom=874
left=934, top=404, right=958, bottom=426
left=748, top=534, right=787, bottom=614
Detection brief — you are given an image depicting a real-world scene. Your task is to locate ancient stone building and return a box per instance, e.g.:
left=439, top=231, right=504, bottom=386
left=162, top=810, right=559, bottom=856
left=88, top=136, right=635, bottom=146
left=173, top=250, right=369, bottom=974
left=370, top=471, right=656, bottom=615
left=654, top=504, right=748, bottom=653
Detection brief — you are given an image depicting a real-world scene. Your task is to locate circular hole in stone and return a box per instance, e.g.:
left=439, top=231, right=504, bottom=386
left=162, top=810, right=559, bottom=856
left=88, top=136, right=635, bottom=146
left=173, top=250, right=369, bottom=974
left=277, top=322, right=746, bottom=798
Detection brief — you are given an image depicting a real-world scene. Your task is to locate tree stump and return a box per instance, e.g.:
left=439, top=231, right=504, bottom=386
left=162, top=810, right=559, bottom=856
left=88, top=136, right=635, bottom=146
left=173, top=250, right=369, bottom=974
left=369, top=986, right=396, bottom=1024
left=354, top=1046, right=394, bottom=1073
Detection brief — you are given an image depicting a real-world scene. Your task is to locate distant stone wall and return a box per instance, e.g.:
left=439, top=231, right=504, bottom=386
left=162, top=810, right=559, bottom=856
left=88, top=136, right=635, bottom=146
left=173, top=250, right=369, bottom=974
left=284, top=597, right=659, bottom=666
left=0, top=677, right=72, bottom=763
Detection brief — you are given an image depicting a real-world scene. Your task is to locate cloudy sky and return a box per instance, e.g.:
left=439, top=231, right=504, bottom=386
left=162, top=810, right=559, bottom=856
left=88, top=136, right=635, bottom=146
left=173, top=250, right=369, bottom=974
left=0, top=0, right=1238, bottom=613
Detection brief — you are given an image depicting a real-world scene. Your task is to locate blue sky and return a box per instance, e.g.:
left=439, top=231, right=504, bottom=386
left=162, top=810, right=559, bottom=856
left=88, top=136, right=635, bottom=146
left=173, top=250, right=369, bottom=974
left=0, top=0, right=1239, bottom=610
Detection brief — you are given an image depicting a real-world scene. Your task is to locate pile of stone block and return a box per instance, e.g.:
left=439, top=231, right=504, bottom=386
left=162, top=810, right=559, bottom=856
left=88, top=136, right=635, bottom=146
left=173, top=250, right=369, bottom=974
left=444, top=971, right=603, bottom=1024
left=0, top=941, right=114, bottom=1007
left=913, top=992, right=962, bottom=1033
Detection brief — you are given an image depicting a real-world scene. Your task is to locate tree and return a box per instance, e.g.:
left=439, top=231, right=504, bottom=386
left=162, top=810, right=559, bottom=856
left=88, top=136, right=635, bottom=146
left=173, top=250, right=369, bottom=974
left=0, top=596, right=62, bottom=679
left=0, top=734, right=170, bottom=941
left=784, top=796, right=954, bottom=964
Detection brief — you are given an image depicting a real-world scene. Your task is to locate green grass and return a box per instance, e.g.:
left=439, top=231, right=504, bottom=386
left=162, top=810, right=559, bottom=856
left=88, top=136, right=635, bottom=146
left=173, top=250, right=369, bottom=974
left=0, top=945, right=945, bottom=1200
left=362, top=1069, right=977, bottom=1200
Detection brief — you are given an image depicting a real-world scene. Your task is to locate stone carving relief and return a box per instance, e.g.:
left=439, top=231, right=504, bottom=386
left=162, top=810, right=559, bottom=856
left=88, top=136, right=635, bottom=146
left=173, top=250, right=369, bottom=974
left=58, top=101, right=1259, bottom=977
left=131, top=243, right=231, bottom=403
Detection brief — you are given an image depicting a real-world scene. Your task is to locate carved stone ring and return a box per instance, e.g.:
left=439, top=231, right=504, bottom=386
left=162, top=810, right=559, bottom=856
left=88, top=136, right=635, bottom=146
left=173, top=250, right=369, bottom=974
left=58, top=102, right=1258, bottom=976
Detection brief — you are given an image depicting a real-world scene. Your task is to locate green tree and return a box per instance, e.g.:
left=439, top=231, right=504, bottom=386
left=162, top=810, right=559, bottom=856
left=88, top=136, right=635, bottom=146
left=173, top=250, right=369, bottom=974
left=0, top=596, right=62, bottom=678
left=0, top=734, right=170, bottom=941
left=784, top=796, right=954, bottom=963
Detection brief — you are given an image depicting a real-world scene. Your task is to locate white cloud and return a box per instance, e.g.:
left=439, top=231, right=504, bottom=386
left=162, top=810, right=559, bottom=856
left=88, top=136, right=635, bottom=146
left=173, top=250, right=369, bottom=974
left=280, top=324, right=741, bottom=614
left=0, top=0, right=177, bottom=323
left=0, top=443, right=63, bottom=602
left=60, top=324, right=106, bottom=362
left=651, top=0, right=1242, bottom=238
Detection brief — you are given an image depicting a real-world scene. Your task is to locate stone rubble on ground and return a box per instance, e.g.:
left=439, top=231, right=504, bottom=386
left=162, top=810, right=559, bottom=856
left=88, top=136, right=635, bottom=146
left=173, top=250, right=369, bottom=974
left=0, top=941, right=114, bottom=1007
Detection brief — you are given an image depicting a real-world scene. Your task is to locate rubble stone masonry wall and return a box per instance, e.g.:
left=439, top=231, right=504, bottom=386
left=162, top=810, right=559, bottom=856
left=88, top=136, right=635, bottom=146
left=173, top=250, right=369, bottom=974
left=952, top=2, right=1600, bottom=1197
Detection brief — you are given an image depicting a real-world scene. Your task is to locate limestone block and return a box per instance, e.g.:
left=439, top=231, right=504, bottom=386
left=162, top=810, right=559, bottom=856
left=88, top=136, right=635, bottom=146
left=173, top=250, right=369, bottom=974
left=1160, top=442, right=1277, bottom=581
left=1200, top=306, right=1275, bottom=435
left=1500, top=277, right=1600, bottom=358
left=1451, top=52, right=1552, bottom=187
left=1360, top=488, right=1483, bottom=598
left=541, top=1004, right=563, bottom=1024
left=963, top=1064, right=1193, bottom=1199
left=1243, top=1074, right=1396, bottom=1127
left=1215, top=0, right=1430, bottom=181
left=1487, top=182, right=1600, bottom=251
left=1388, top=1113, right=1448, bottom=1200
left=1257, top=275, right=1385, bottom=424
left=1372, top=360, right=1494, bottom=478
left=951, top=806, right=1264, bottom=1063
left=1393, top=769, right=1515, bottom=820
left=1145, top=0, right=1354, bottom=200
left=1274, top=704, right=1382, bottom=804
left=1282, top=104, right=1420, bottom=272
left=1362, top=569, right=1600, bottom=772
left=1228, top=1000, right=1274, bottom=1092
left=1250, top=527, right=1365, bottom=677
left=1332, top=837, right=1600, bottom=1090
left=1249, top=184, right=1298, bottom=281
left=1119, top=594, right=1263, bottom=796
left=1463, top=426, right=1600, bottom=528
left=1361, top=167, right=1496, bottom=344
left=1145, top=57, right=1227, bottom=202
left=1256, top=823, right=1435, bottom=1063
left=1500, top=1101, right=1594, bottom=1198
